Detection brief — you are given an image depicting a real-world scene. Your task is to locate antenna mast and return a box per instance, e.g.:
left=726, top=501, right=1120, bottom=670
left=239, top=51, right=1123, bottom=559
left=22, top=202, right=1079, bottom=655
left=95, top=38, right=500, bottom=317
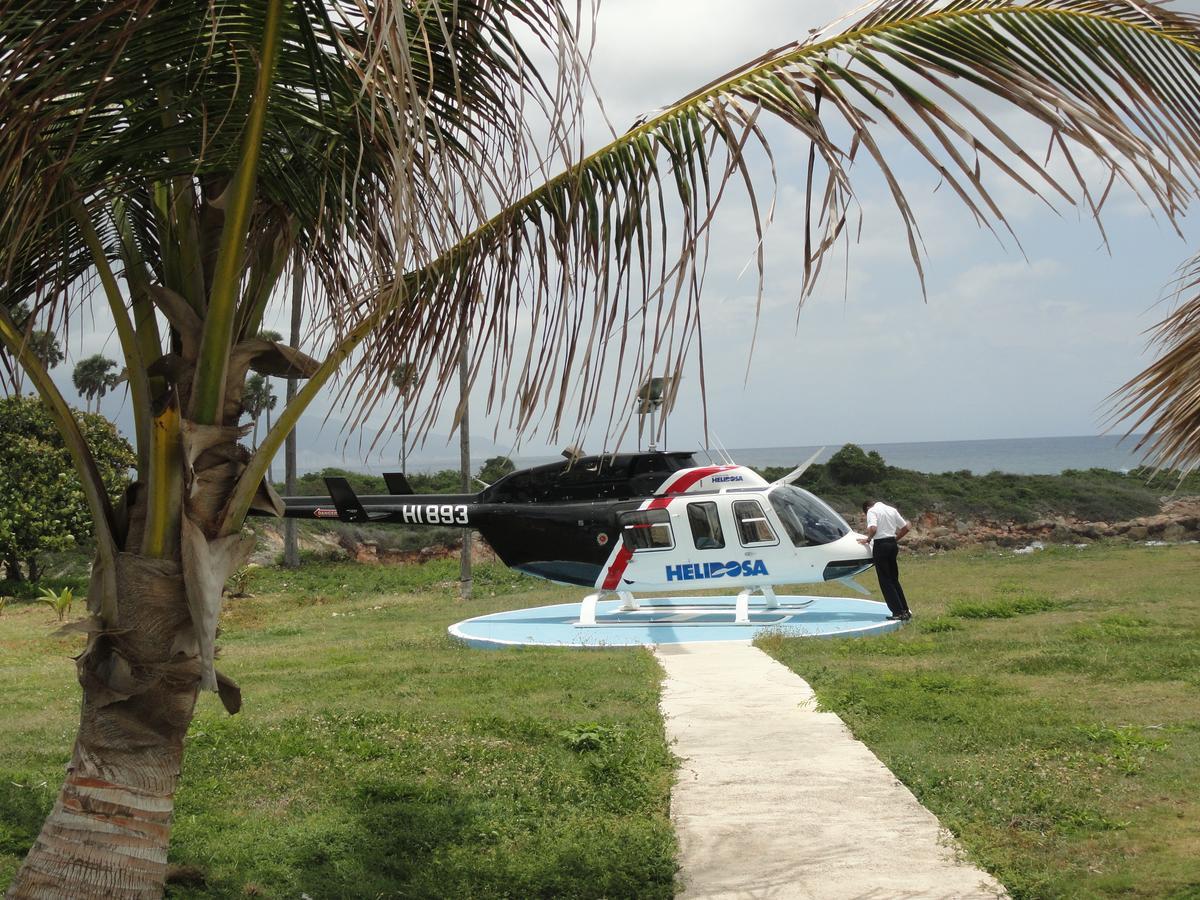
left=636, top=376, right=671, bottom=451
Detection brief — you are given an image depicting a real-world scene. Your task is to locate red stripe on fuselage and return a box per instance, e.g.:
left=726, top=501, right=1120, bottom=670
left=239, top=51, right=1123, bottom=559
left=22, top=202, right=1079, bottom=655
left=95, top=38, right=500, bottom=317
left=598, top=465, right=738, bottom=589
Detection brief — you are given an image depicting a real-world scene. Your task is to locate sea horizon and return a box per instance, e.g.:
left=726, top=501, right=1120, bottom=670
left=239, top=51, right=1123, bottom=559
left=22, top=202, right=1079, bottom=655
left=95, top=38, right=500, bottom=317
left=331, top=433, right=1156, bottom=478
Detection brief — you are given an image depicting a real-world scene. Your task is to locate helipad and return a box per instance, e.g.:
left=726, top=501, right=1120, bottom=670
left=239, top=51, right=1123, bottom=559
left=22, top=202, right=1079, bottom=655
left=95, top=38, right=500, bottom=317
left=449, top=595, right=901, bottom=648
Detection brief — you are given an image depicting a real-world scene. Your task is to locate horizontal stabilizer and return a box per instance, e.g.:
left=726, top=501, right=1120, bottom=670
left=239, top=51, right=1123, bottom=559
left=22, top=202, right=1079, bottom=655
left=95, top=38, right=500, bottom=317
left=383, top=472, right=414, bottom=495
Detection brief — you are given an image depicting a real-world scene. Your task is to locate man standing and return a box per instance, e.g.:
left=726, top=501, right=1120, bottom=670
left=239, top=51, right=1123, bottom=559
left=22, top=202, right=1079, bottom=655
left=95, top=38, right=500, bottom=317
left=859, top=499, right=911, bottom=621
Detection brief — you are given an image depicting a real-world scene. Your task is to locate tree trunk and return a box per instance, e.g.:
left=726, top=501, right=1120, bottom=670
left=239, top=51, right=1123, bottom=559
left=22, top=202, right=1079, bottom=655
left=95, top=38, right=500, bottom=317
left=8, top=431, right=252, bottom=898
left=5, top=554, right=23, bottom=582
left=6, top=554, right=200, bottom=898
left=265, top=403, right=273, bottom=486
left=457, top=327, right=471, bottom=600
left=283, top=260, right=302, bottom=569
left=26, top=556, right=39, bottom=583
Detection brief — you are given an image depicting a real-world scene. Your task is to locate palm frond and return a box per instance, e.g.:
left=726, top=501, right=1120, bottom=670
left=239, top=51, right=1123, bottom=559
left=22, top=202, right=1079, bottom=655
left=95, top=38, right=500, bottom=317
left=1110, top=253, right=1200, bottom=470
left=0, top=0, right=585, bottom=427
left=334, top=0, right=1200, bottom=450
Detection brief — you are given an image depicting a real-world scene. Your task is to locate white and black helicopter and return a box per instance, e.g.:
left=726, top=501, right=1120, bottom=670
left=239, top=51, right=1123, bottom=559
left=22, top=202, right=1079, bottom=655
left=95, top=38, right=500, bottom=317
left=278, top=447, right=874, bottom=626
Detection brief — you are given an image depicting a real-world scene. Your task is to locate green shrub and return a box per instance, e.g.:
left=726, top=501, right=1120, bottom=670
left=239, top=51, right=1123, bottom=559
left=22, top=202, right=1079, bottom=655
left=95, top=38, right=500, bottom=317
left=826, top=443, right=887, bottom=485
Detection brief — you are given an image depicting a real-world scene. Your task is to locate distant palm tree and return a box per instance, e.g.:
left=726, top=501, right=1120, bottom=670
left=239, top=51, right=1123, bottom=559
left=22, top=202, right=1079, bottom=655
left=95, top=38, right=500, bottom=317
left=72, top=354, right=120, bottom=413
left=257, top=331, right=283, bottom=481
left=241, top=374, right=276, bottom=450
left=1, top=301, right=62, bottom=394
left=391, top=362, right=418, bottom=473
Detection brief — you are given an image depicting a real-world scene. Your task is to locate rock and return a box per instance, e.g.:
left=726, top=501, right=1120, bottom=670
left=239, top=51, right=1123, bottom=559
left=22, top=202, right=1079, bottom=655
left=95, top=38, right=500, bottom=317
left=1161, top=524, right=1186, bottom=542
left=1050, top=524, right=1075, bottom=543
left=1126, top=526, right=1150, bottom=541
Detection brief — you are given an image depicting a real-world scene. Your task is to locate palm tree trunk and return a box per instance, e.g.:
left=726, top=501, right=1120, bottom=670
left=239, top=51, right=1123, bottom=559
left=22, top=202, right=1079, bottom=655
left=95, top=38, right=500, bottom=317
left=8, top=433, right=250, bottom=898
left=7, top=554, right=199, bottom=898
left=457, top=327, right=471, bottom=600
left=265, top=402, right=273, bottom=485
left=283, top=262, right=302, bottom=569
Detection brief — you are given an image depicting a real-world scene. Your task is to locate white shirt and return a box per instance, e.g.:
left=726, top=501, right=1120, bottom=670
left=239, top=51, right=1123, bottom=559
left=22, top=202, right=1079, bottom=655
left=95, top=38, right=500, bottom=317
left=867, top=502, right=907, bottom=540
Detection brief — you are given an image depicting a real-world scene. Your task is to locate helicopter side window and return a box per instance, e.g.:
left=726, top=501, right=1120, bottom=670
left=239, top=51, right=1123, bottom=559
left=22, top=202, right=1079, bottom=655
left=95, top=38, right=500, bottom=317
left=687, top=502, right=725, bottom=551
left=619, top=508, right=674, bottom=552
left=733, top=500, right=778, bottom=547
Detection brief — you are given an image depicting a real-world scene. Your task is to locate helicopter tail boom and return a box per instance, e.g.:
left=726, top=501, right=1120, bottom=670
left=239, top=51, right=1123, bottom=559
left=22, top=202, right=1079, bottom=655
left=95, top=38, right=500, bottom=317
left=275, top=476, right=480, bottom=526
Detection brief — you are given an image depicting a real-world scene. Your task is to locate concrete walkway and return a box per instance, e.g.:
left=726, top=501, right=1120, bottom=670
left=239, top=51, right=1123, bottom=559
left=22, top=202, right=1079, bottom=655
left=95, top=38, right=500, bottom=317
left=655, top=641, right=1007, bottom=900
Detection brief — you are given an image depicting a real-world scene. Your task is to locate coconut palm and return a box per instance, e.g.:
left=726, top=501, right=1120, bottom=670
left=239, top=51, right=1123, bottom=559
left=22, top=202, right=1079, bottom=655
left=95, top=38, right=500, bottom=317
left=256, top=330, right=283, bottom=479
left=7, top=1, right=1200, bottom=895
left=1, top=302, right=64, bottom=394
left=240, top=373, right=276, bottom=450
left=391, top=361, right=419, bottom=472
left=72, top=354, right=121, bottom=413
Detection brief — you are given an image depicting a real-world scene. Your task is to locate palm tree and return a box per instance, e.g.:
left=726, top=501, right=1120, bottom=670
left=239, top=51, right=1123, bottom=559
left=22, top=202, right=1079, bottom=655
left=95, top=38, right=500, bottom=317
left=6, top=1, right=1200, bottom=894
left=72, top=354, right=120, bottom=413
left=256, top=330, right=283, bottom=481
left=1, top=302, right=63, bottom=394
left=240, top=373, right=276, bottom=450
left=391, top=361, right=418, bottom=473
left=283, top=262, right=304, bottom=568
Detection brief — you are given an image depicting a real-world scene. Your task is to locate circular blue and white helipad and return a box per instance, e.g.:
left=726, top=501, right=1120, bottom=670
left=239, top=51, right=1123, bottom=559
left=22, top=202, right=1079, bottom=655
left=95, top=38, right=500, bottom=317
left=449, top=595, right=901, bottom=648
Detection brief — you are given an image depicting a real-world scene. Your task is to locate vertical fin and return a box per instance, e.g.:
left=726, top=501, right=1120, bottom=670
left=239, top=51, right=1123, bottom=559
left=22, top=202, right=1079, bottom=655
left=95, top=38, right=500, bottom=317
left=325, top=477, right=367, bottom=522
left=383, top=472, right=414, bottom=495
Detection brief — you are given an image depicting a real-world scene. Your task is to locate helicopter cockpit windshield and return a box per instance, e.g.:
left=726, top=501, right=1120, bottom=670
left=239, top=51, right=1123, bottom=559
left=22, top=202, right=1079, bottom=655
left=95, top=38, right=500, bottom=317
left=768, top=484, right=852, bottom=547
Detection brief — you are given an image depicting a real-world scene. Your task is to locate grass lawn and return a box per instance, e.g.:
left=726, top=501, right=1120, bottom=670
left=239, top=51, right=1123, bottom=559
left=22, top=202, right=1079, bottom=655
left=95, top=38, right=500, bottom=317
left=759, top=543, right=1200, bottom=900
left=0, top=560, right=677, bottom=898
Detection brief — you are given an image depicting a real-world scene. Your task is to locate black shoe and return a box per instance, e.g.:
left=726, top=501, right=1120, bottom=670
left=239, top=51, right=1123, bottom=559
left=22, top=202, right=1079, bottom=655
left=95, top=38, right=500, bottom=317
left=886, top=614, right=903, bottom=621
left=900, top=612, right=912, bottom=621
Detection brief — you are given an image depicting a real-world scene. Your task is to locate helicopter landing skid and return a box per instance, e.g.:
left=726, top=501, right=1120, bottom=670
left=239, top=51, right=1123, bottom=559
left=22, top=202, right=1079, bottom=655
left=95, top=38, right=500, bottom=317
left=576, top=585, right=816, bottom=627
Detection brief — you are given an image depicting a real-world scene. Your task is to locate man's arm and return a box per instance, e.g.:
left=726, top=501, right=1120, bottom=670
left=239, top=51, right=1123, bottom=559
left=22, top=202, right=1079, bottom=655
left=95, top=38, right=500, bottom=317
left=857, top=524, right=877, bottom=545
left=897, top=521, right=910, bottom=540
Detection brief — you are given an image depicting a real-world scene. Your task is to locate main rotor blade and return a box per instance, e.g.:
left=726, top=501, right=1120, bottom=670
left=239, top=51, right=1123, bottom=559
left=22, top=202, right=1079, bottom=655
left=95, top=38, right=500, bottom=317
left=771, top=447, right=824, bottom=486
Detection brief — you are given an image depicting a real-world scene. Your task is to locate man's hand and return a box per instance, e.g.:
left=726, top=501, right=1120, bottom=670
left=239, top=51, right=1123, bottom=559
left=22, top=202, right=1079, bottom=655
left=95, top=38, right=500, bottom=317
left=857, top=536, right=870, bottom=545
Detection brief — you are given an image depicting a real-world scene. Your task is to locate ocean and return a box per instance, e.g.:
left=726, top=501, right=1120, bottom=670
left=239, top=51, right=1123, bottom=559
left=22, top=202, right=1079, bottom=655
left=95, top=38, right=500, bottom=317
left=718, top=435, right=1151, bottom=476
left=394, top=434, right=1154, bottom=476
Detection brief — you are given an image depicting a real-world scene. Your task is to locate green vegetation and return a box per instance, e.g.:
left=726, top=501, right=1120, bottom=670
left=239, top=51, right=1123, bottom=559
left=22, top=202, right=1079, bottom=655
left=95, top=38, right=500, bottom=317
left=759, top=543, right=1200, bottom=899
left=0, top=396, right=135, bottom=581
left=759, top=443, right=1200, bottom=523
left=35, top=586, right=73, bottom=622
left=284, top=466, right=473, bottom=497
left=0, top=561, right=676, bottom=898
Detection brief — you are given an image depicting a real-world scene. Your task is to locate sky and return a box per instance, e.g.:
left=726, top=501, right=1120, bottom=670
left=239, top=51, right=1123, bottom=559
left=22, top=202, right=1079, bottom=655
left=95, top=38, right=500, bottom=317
left=39, top=0, right=1200, bottom=472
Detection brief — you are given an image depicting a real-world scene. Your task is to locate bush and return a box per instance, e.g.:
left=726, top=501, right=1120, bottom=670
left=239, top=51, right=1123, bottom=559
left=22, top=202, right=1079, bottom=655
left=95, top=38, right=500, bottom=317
left=0, top=396, right=134, bottom=581
left=827, top=443, right=887, bottom=485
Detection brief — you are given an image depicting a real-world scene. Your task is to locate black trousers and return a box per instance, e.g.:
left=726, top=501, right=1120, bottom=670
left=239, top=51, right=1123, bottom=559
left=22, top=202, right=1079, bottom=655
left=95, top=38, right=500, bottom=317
left=872, top=537, right=909, bottom=616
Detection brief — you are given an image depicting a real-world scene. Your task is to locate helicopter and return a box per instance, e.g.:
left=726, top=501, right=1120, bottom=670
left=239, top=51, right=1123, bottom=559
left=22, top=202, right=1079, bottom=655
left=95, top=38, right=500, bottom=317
left=276, top=446, right=875, bottom=626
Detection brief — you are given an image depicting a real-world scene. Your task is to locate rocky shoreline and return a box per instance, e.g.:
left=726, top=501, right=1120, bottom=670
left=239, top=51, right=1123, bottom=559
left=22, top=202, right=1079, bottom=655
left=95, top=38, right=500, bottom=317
left=903, top=496, right=1200, bottom=552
